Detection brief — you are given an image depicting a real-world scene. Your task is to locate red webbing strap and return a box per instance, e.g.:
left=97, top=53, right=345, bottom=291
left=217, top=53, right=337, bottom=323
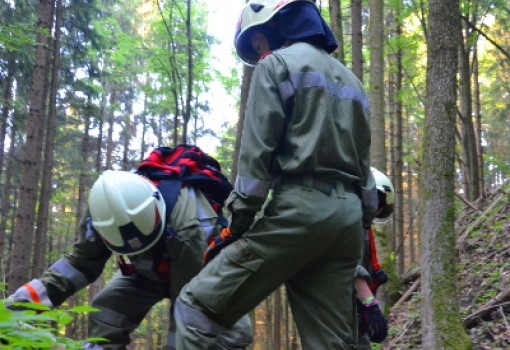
left=23, top=283, right=41, bottom=303
left=369, top=226, right=381, bottom=271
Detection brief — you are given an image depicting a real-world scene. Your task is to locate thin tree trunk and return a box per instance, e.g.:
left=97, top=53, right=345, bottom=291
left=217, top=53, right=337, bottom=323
left=472, top=44, right=484, bottom=196
left=328, top=0, right=345, bottom=63
left=106, top=90, right=116, bottom=170
left=369, top=0, right=385, bottom=170
left=33, top=0, right=61, bottom=277
left=273, top=287, right=282, bottom=350
left=8, top=0, right=54, bottom=293
left=232, top=65, right=253, bottom=183
left=0, top=56, right=15, bottom=180
left=181, top=0, right=193, bottom=143
left=0, top=124, right=18, bottom=291
left=351, top=0, right=363, bottom=81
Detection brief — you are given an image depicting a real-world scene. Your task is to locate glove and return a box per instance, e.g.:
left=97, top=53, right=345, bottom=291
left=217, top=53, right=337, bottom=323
left=364, top=301, right=388, bottom=343
left=356, top=299, right=369, bottom=338
left=204, top=228, right=241, bottom=265
left=369, top=269, right=388, bottom=294
left=7, top=279, right=53, bottom=309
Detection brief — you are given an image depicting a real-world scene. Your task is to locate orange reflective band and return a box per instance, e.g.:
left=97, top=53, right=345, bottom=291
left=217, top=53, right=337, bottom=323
left=23, top=283, right=42, bottom=304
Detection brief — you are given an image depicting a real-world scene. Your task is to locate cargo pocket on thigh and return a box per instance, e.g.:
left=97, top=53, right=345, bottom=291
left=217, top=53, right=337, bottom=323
left=193, top=238, right=265, bottom=314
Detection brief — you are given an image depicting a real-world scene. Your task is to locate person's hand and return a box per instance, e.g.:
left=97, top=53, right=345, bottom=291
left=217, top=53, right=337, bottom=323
left=204, top=227, right=241, bottom=264
left=365, top=302, right=388, bottom=343
left=7, top=279, right=53, bottom=310
left=369, top=269, right=388, bottom=294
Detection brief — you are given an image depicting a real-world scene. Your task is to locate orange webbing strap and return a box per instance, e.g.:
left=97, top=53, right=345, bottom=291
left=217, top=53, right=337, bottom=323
left=22, top=283, right=41, bottom=304
left=369, top=226, right=381, bottom=271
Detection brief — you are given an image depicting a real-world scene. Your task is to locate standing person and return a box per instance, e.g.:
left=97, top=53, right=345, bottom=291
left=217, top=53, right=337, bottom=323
left=8, top=146, right=253, bottom=350
left=355, top=167, right=394, bottom=348
left=175, top=1, right=378, bottom=349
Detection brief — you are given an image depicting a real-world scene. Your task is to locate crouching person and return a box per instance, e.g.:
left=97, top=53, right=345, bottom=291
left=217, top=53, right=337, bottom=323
left=9, top=159, right=252, bottom=350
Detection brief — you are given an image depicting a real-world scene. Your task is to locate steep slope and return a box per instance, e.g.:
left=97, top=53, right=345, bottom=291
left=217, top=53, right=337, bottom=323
left=382, top=181, right=510, bottom=349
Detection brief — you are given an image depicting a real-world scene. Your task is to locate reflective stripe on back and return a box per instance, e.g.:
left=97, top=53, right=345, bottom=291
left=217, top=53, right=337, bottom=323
left=278, top=71, right=369, bottom=110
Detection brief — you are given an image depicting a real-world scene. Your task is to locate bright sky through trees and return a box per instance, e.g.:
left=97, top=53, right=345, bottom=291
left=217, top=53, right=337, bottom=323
left=198, top=0, right=245, bottom=153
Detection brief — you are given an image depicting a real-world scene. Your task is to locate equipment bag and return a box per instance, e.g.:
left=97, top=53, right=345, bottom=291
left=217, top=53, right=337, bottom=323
left=136, top=144, right=233, bottom=221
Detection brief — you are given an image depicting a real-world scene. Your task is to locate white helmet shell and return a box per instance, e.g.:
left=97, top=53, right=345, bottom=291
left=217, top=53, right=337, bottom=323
left=371, top=167, right=394, bottom=218
left=235, top=0, right=315, bottom=65
left=88, top=170, right=166, bottom=255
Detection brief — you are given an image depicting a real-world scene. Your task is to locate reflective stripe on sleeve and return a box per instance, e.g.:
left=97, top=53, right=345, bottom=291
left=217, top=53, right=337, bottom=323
left=278, top=71, right=369, bottom=110
left=174, top=298, right=227, bottom=335
left=234, top=175, right=271, bottom=198
left=50, top=259, right=89, bottom=291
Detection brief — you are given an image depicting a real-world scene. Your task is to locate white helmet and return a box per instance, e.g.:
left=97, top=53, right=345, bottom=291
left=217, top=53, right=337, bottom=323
left=235, top=0, right=315, bottom=65
left=88, top=170, right=166, bottom=255
left=371, top=167, right=394, bottom=219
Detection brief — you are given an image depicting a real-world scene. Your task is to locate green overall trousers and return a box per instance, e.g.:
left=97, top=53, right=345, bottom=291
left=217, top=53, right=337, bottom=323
left=175, top=177, right=363, bottom=350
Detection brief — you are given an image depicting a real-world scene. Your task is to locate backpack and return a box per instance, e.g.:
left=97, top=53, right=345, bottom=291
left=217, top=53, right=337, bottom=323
left=135, top=144, right=233, bottom=221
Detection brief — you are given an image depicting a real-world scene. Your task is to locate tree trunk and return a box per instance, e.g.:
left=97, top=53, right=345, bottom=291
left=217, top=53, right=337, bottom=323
left=33, top=0, right=61, bottom=277
left=232, top=65, right=253, bottom=183
left=8, top=0, right=54, bottom=293
left=273, top=287, right=282, bottom=350
left=0, top=55, right=15, bottom=180
left=181, top=0, right=193, bottom=144
left=369, top=0, right=385, bottom=171
left=328, top=0, right=344, bottom=64
left=0, top=124, right=18, bottom=284
left=351, top=0, right=363, bottom=81
left=421, top=0, right=472, bottom=348
left=472, top=43, right=484, bottom=196
left=106, top=90, right=116, bottom=170
left=458, top=35, right=480, bottom=202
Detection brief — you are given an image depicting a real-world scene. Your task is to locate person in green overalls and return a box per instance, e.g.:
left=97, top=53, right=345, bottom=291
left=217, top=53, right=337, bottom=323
left=8, top=168, right=252, bottom=350
left=174, top=1, right=378, bottom=349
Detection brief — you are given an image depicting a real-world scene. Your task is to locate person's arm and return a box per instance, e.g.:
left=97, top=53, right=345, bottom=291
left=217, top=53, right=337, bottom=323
left=227, top=56, right=288, bottom=235
left=9, top=212, right=111, bottom=307
left=355, top=274, right=388, bottom=343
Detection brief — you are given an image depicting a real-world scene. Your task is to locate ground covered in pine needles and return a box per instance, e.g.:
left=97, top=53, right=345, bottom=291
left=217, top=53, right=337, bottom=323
left=381, top=181, right=510, bottom=350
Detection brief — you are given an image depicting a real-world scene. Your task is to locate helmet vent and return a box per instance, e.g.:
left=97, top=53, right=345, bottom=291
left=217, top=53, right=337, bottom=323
left=250, top=3, right=265, bottom=12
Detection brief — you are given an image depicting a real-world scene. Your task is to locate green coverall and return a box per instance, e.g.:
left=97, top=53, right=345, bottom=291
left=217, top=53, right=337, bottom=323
left=36, top=186, right=252, bottom=350
left=175, top=42, right=377, bottom=350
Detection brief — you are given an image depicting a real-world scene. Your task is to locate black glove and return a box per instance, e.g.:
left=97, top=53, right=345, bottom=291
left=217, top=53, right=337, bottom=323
left=365, top=302, right=388, bottom=343
left=369, top=269, right=388, bottom=294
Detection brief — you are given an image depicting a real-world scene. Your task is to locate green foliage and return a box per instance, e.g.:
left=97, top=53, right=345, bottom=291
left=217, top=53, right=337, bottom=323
left=0, top=300, right=102, bottom=349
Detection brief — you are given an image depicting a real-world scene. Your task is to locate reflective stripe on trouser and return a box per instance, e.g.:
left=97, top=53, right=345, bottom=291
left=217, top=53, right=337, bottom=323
left=176, top=181, right=363, bottom=350
left=174, top=300, right=253, bottom=350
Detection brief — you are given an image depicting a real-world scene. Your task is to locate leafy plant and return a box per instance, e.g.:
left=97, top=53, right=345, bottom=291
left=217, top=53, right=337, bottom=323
left=0, top=300, right=103, bottom=349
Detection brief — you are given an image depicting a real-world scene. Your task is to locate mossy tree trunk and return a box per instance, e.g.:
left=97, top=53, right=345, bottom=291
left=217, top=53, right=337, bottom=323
left=420, top=0, right=472, bottom=348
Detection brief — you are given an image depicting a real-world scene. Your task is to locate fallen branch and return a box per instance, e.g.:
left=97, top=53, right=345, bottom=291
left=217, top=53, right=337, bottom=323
left=393, top=278, right=421, bottom=310
left=401, top=267, right=420, bottom=284
left=464, top=288, right=510, bottom=329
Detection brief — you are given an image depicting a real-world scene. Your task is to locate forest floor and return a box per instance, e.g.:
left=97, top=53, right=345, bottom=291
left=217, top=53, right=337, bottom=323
left=381, top=181, right=510, bottom=350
